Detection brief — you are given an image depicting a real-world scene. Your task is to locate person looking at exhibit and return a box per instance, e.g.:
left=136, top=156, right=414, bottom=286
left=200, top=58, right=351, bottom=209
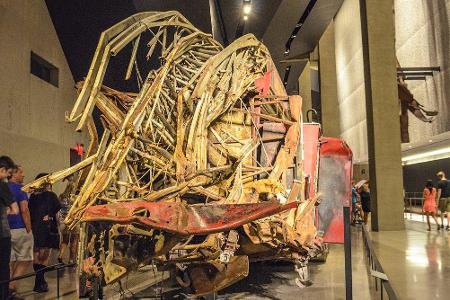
left=436, top=171, right=450, bottom=230
left=351, top=181, right=361, bottom=224
left=422, top=180, right=439, bottom=231
left=0, top=156, right=19, bottom=300
left=7, top=165, right=33, bottom=299
left=359, top=182, right=371, bottom=225
left=28, top=173, right=61, bottom=293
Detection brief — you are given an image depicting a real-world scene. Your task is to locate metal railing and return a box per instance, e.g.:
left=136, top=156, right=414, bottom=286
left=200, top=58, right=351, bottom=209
left=404, top=194, right=425, bottom=220
left=361, top=225, right=398, bottom=300
left=0, top=262, right=76, bottom=299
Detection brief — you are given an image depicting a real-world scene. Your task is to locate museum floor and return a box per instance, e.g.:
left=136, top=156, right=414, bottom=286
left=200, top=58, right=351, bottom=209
left=368, top=219, right=450, bottom=300
left=11, top=219, right=450, bottom=299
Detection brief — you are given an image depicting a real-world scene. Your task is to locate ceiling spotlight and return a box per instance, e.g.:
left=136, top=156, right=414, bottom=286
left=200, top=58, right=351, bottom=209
left=429, top=139, right=433, bottom=142
left=243, top=0, right=252, bottom=14
left=284, top=49, right=290, bottom=55
left=243, top=4, right=251, bottom=14
left=243, top=15, right=248, bottom=21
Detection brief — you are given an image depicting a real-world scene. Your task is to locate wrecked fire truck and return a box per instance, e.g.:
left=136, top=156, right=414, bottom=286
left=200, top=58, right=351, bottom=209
left=23, top=11, right=352, bottom=297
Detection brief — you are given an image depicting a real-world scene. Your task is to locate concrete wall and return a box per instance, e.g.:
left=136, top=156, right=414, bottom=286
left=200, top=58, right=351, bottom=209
left=319, top=21, right=340, bottom=138
left=403, top=157, right=450, bottom=193
left=0, top=0, right=87, bottom=193
left=353, top=163, right=369, bottom=182
left=299, top=61, right=313, bottom=122
left=395, top=0, right=450, bottom=143
left=334, top=0, right=368, bottom=163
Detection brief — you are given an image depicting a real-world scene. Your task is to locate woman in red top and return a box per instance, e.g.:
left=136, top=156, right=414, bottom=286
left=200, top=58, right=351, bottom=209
left=423, top=180, right=440, bottom=231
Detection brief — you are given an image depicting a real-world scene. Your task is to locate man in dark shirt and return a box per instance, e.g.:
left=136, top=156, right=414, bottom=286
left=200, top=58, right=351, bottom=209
left=0, top=156, right=19, bottom=300
left=436, top=171, right=450, bottom=230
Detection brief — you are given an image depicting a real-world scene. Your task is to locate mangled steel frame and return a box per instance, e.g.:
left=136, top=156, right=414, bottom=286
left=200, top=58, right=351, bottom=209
left=23, top=11, right=349, bottom=296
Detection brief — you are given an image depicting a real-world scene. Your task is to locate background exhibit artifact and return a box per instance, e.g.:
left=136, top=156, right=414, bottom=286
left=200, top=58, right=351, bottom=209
left=23, top=11, right=352, bottom=297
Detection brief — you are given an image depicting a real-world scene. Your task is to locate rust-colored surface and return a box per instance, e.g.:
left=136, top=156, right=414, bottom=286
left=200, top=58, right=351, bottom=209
left=82, top=200, right=298, bottom=235
left=397, top=62, right=437, bottom=143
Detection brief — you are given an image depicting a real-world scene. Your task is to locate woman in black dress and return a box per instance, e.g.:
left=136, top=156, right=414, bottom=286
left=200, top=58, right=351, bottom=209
left=28, top=173, right=61, bottom=293
left=359, top=182, right=371, bottom=225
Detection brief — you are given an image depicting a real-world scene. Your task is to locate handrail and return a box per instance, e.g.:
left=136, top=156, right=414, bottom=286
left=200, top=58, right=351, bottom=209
left=0, top=262, right=75, bottom=284
left=0, top=262, right=76, bottom=299
left=361, top=225, right=398, bottom=300
left=403, top=196, right=425, bottom=220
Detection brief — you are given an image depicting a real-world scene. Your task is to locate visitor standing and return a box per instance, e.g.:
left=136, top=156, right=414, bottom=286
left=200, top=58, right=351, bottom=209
left=351, top=181, right=359, bottom=224
left=422, top=180, right=439, bottom=231
left=28, top=173, right=61, bottom=293
left=436, top=171, right=450, bottom=230
left=8, top=165, right=33, bottom=298
left=360, top=182, right=371, bottom=225
left=0, top=156, right=19, bottom=300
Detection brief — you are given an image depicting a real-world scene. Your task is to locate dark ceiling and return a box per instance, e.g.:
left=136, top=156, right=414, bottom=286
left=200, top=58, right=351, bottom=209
left=45, top=0, right=343, bottom=93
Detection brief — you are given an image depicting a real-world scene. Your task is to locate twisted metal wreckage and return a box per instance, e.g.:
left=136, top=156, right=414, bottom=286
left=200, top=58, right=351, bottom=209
left=23, top=12, right=352, bottom=296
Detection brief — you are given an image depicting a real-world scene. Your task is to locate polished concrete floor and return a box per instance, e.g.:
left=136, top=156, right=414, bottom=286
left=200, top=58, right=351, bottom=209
left=369, top=219, right=450, bottom=300
left=11, top=218, right=449, bottom=299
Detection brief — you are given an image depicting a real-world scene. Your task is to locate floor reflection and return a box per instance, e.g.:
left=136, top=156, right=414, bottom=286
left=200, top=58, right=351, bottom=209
left=371, top=219, right=450, bottom=300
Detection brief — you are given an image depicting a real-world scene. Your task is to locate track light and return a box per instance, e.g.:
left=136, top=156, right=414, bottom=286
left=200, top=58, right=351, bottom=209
left=284, top=0, right=318, bottom=58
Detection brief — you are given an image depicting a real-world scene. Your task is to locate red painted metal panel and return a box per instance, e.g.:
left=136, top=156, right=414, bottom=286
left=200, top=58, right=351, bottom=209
left=317, top=137, right=353, bottom=244
left=81, top=200, right=299, bottom=235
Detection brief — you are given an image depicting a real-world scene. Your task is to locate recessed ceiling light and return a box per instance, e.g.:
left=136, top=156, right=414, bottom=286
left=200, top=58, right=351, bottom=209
left=429, top=139, right=433, bottom=142
left=243, top=4, right=251, bottom=14
left=243, top=15, right=248, bottom=21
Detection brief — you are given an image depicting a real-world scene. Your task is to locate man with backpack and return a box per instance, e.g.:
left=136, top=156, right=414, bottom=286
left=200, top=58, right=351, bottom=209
left=436, top=171, right=450, bottom=230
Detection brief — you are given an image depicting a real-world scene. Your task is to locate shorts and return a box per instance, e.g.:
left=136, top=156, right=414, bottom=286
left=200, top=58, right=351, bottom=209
left=10, top=228, right=33, bottom=261
left=438, top=197, right=450, bottom=212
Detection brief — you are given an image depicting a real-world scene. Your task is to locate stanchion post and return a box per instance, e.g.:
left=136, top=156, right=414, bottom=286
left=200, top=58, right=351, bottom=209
left=344, top=206, right=352, bottom=300
left=56, top=267, right=60, bottom=298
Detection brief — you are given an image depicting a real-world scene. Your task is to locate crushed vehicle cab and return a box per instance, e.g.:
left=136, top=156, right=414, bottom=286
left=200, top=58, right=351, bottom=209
left=23, top=11, right=352, bottom=297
